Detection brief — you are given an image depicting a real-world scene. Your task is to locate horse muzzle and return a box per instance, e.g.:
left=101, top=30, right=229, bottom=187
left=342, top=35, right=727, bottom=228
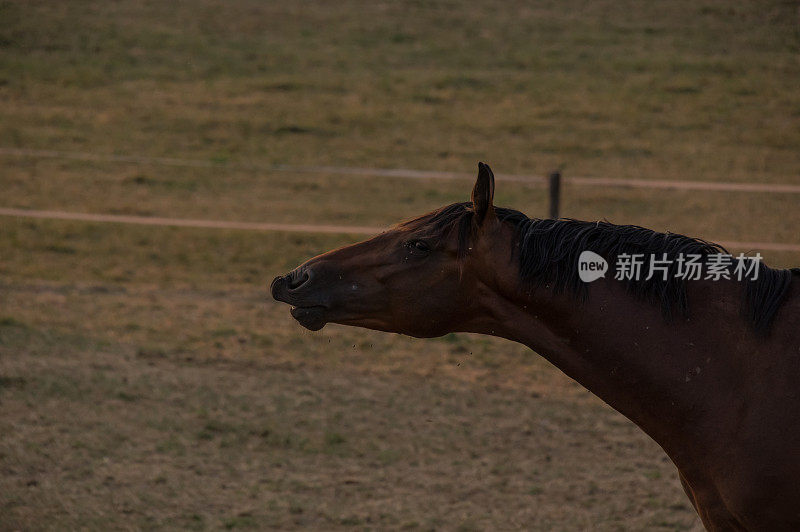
left=270, top=269, right=329, bottom=331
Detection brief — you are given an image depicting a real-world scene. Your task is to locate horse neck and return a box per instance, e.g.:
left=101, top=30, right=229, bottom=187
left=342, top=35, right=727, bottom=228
left=472, top=274, right=744, bottom=459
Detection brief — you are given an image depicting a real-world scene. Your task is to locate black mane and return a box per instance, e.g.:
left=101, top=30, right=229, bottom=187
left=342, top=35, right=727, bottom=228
left=407, top=201, right=794, bottom=334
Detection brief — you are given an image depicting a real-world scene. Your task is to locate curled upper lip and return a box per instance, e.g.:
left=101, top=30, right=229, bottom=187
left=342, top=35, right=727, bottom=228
left=271, top=275, right=329, bottom=324
left=271, top=275, right=320, bottom=305
left=270, top=275, right=287, bottom=301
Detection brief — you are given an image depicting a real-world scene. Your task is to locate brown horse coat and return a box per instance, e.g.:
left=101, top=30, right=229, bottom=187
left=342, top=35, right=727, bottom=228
left=272, top=163, right=800, bottom=531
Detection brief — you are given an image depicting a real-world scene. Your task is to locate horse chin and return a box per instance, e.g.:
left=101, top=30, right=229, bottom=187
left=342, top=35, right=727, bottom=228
left=290, top=306, right=327, bottom=331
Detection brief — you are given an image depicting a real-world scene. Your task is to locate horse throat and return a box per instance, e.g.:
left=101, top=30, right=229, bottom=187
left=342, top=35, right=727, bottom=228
left=473, top=275, right=739, bottom=465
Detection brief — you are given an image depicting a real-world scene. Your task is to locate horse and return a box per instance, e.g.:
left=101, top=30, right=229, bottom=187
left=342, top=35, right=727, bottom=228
left=271, top=163, right=800, bottom=531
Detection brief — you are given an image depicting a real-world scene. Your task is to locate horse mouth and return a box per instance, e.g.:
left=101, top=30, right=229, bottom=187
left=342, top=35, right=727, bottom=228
left=289, top=305, right=327, bottom=331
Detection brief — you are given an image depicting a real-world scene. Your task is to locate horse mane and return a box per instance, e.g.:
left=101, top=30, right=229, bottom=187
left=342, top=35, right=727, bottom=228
left=406, top=201, right=794, bottom=334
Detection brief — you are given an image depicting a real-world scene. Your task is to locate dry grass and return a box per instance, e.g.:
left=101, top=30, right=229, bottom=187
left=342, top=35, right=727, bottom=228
left=1, top=278, right=696, bottom=530
left=1, top=1, right=799, bottom=182
left=1, top=0, right=798, bottom=529
left=3, top=159, right=799, bottom=264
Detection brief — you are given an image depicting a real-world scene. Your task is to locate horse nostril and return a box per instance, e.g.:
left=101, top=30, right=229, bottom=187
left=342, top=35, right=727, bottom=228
left=287, top=269, right=312, bottom=290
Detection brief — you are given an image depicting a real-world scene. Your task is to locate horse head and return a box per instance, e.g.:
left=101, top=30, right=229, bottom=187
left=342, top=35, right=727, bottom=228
left=271, top=163, right=512, bottom=337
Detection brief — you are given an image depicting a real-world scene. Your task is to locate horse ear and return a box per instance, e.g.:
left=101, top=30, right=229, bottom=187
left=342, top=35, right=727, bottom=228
left=471, top=162, right=495, bottom=224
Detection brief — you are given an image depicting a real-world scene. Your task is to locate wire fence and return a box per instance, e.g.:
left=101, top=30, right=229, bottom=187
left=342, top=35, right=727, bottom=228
left=2, top=147, right=799, bottom=193
left=2, top=147, right=799, bottom=252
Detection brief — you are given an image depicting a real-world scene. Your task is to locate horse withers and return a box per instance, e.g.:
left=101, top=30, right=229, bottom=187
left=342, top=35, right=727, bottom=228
left=271, top=163, right=800, bottom=531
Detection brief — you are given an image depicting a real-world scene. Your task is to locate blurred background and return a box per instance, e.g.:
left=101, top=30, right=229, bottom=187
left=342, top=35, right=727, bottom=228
left=1, top=1, right=798, bottom=529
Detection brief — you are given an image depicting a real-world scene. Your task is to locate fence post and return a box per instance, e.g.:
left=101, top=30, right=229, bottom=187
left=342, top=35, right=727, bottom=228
left=549, top=170, right=561, bottom=219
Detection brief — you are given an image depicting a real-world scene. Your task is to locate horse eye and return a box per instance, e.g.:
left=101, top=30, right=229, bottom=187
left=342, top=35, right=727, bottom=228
left=409, top=240, right=431, bottom=253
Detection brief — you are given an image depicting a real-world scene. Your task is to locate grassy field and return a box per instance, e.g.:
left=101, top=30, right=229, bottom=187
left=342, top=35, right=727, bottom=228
left=1, top=0, right=799, bottom=529
left=0, top=223, right=697, bottom=530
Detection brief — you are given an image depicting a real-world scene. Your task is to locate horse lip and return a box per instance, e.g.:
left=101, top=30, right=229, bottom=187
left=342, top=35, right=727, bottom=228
left=271, top=277, right=326, bottom=308
left=271, top=274, right=329, bottom=330
left=270, top=275, right=287, bottom=301
left=271, top=275, right=304, bottom=304
left=289, top=305, right=327, bottom=331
